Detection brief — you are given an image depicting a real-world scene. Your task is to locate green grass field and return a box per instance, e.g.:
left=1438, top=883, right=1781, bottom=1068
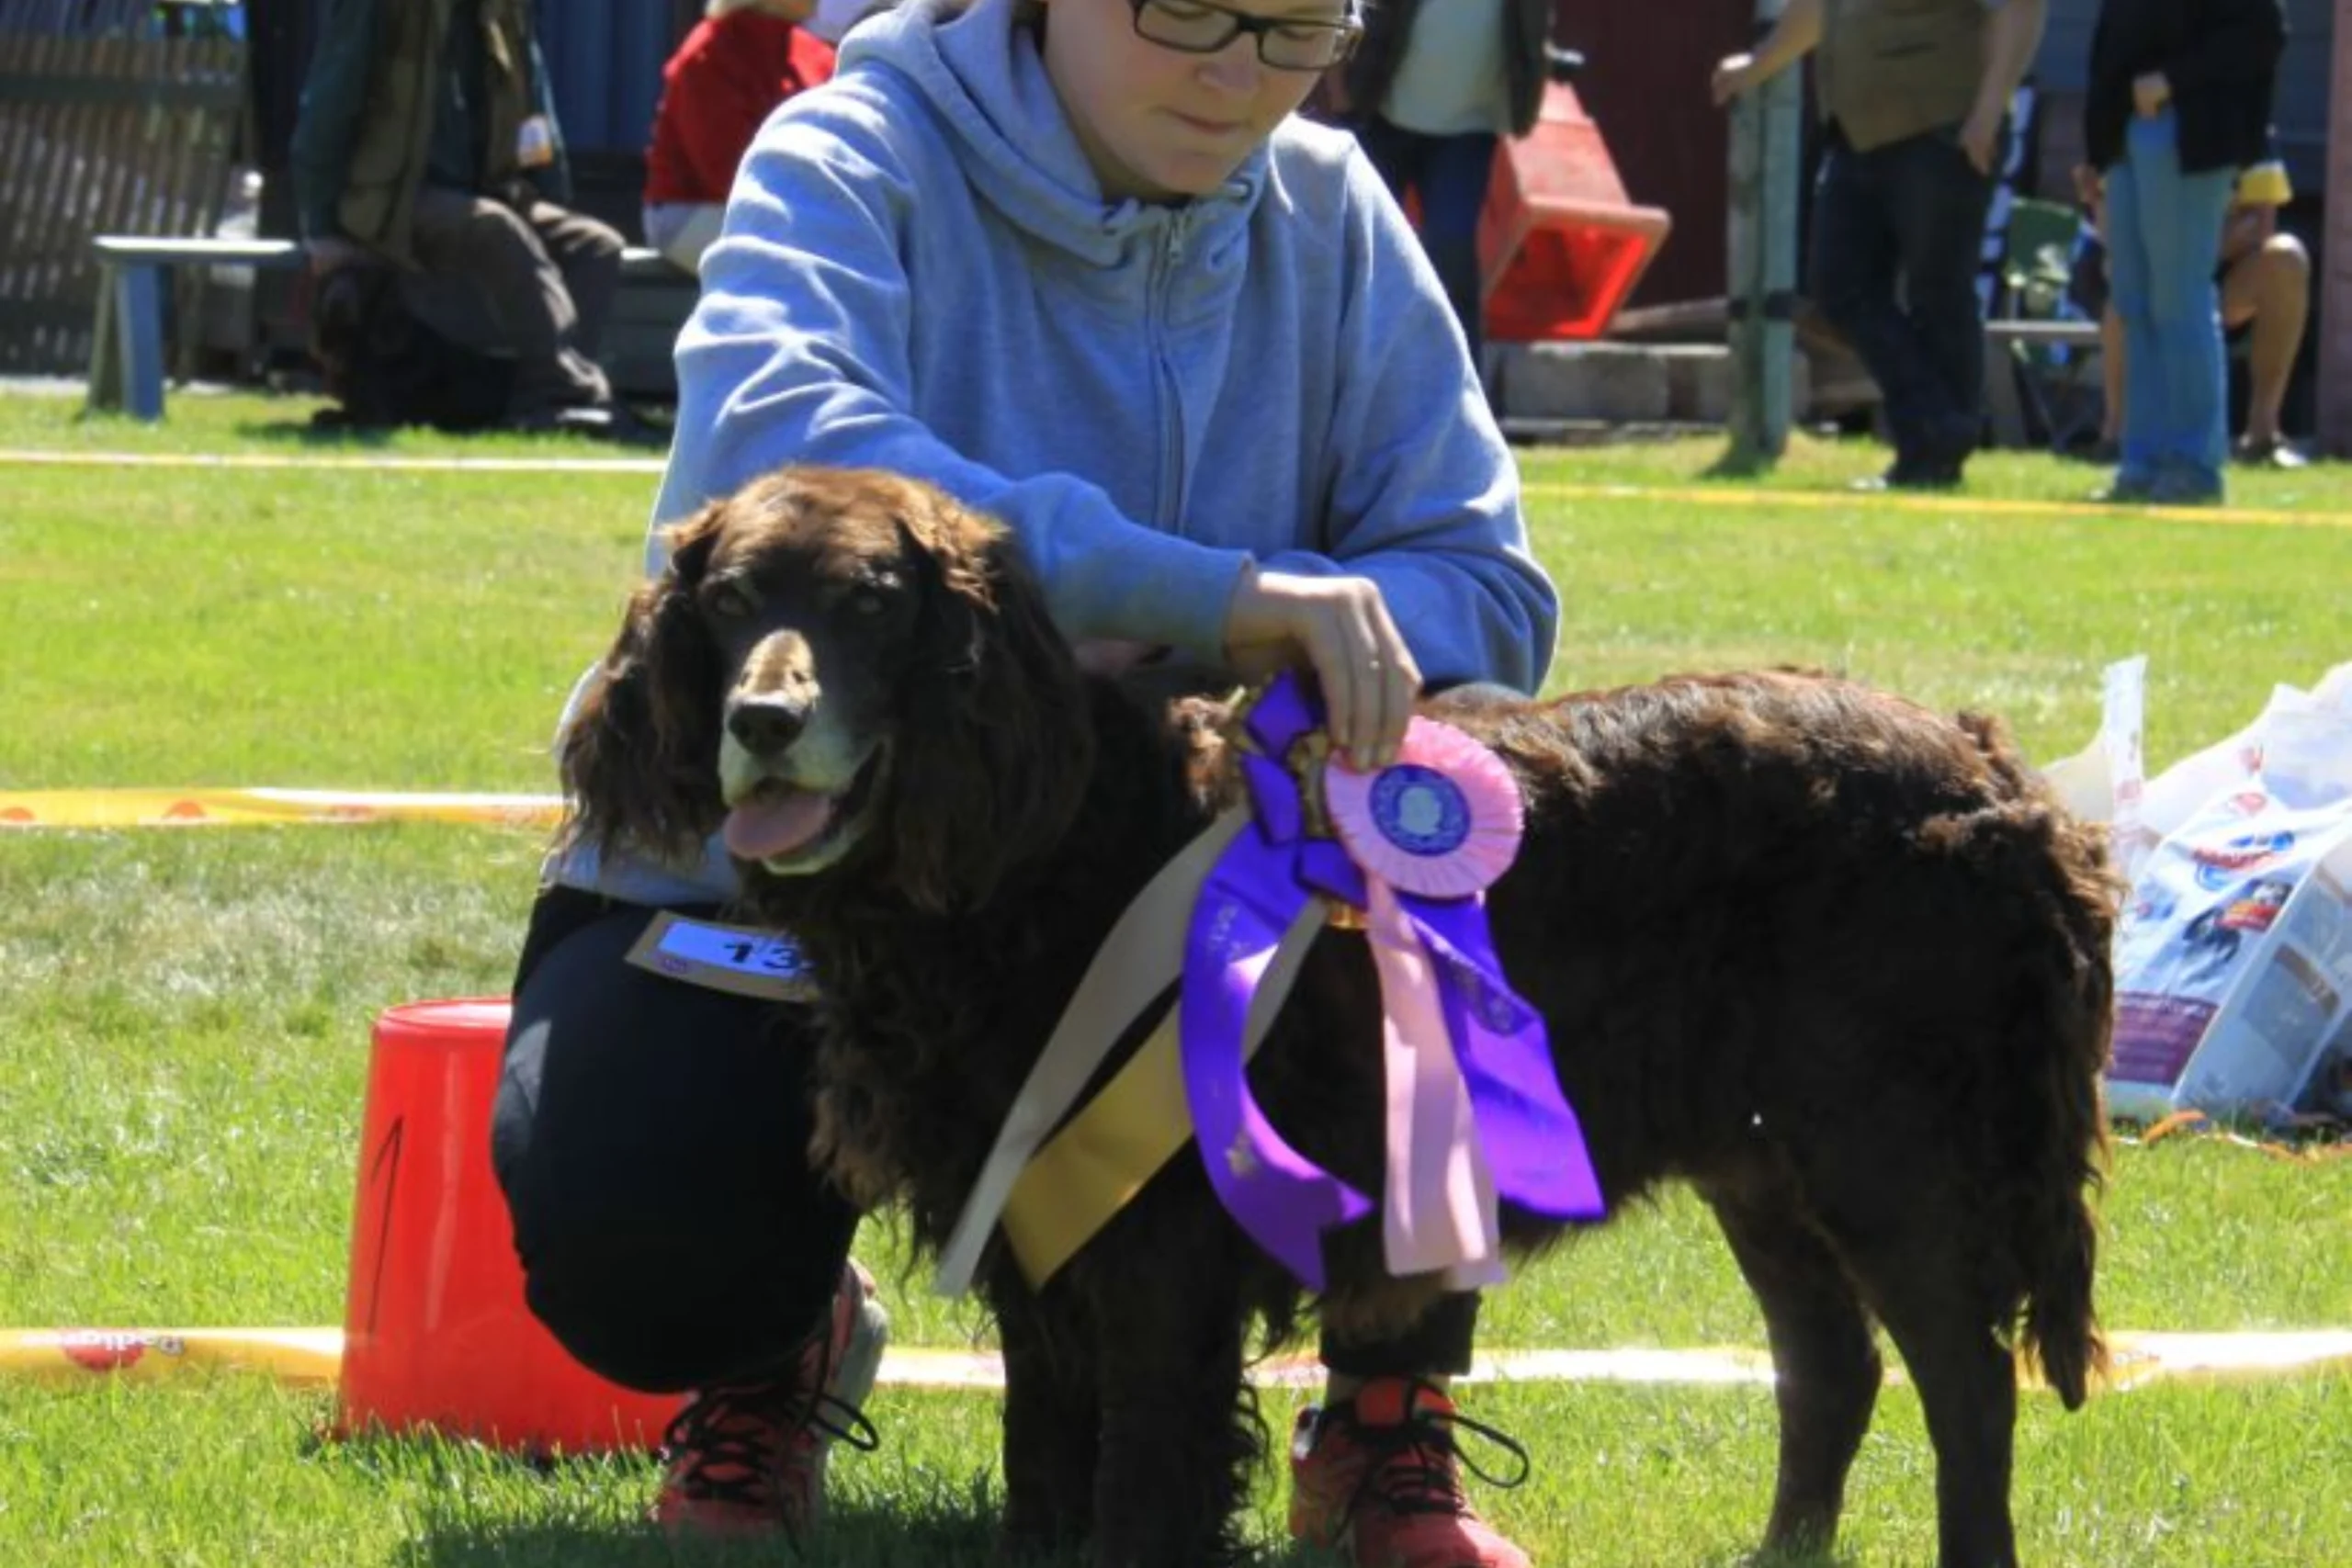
left=2, top=394, right=2348, bottom=1566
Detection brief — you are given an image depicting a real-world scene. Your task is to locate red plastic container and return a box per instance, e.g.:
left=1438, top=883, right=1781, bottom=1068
left=334, top=998, right=677, bottom=1453
left=1478, top=82, right=1673, bottom=342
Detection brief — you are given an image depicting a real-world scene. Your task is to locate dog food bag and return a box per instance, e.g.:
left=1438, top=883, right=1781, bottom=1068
left=2139, top=661, right=2352, bottom=840
left=2042, top=656, right=2152, bottom=883
left=2106, top=695, right=2352, bottom=1123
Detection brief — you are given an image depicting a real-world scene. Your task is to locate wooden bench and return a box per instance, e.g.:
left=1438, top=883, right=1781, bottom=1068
left=86, top=237, right=306, bottom=420
left=85, top=236, right=694, bottom=420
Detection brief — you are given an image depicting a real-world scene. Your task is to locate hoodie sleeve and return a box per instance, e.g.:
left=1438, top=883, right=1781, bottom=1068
left=651, top=92, right=1255, bottom=659
left=1256, top=147, right=1558, bottom=696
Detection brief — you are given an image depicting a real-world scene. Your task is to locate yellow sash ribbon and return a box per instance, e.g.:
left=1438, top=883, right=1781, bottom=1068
left=935, top=809, right=1329, bottom=1293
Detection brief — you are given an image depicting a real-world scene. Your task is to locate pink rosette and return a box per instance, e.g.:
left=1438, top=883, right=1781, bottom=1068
left=1323, top=718, right=1524, bottom=900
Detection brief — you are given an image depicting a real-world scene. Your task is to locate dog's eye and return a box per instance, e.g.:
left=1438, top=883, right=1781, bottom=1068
left=849, top=576, right=899, bottom=616
left=704, top=581, right=757, bottom=620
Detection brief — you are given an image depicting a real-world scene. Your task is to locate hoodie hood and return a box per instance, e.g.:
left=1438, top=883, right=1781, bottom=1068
left=837, top=0, right=1266, bottom=268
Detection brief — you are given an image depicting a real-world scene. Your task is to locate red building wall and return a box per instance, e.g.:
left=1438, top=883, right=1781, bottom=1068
left=1554, top=0, right=1758, bottom=307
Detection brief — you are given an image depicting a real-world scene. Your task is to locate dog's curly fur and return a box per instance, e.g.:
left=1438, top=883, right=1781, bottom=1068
left=561, top=467, right=2118, bottom=1568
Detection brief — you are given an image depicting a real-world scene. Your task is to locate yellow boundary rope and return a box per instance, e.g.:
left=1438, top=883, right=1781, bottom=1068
left=2, top=449, right=2341, bottom=529
left=0, top=788, right=560, bottom=829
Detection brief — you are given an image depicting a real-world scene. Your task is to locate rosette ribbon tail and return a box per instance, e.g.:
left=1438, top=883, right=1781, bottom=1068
left=1366, top=877, right=1506, bottom=1287
left=1408, top=895, right=1605, bottom=1224
left=1177, top=676, right=1376, bottom=1291
left=1181, top=807, right=1373, bottom=1292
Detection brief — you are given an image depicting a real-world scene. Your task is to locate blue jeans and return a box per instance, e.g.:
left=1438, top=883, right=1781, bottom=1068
left=1356, top=117, right=1499, bottom=371
left=2102, top=108, right=2235, bottom=491
left=1810, top=127, right=1996, bottom=468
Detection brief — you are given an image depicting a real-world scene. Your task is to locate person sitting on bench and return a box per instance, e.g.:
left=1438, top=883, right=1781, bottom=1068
left=290, top=0, right=637, bottom=438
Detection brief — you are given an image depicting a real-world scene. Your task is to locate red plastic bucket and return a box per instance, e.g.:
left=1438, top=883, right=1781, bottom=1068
left=334, top=998, right=676, bottom=1453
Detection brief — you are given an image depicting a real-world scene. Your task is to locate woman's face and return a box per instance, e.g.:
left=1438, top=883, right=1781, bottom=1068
left=1038, top=0, right=1349, bottom=203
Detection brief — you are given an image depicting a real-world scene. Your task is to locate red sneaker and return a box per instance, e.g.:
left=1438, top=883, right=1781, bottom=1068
left=1289, top=1378, right=1533, bottom=1568
left=653, top=1259, right=889, bottom=1539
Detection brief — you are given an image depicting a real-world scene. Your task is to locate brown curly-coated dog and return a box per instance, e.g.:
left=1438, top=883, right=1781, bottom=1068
left=560, top=466, right=2116, bottom=1568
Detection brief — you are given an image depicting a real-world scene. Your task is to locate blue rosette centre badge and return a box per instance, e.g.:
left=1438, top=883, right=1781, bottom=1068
left=1367, top=763, right=1473, bottom=860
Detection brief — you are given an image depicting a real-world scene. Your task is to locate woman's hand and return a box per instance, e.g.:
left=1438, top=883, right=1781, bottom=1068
left=2132, top=71, right=2171, bottom=118
left=1710, top=52, right=1758, bottom=108
left=1223, top=566, right=1420, bottom=771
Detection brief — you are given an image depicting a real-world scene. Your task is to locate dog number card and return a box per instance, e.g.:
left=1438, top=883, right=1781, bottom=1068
left=625, top=912, right=818, bottom=1002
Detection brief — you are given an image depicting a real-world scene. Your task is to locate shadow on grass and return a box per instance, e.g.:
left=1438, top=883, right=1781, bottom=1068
left=397, top=1504, right=1001, bottom=1568
left=397, top=1498, right=1363, bottom=1568
left=399, top=1515, right=1366, bottom=1568
left=231, top=415, right=403, bottom=449
left=1738, top=1542, right=1854, bottom=1568
left=1701, top=442, right=1782, bottom=482
left=227, top=403, right=677, bottom=451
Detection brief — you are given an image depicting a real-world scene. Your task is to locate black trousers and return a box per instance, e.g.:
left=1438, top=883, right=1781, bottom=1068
left=491, top=887, right=1479, bottom=1394
left=1809, top=124, right=1996, bottom=466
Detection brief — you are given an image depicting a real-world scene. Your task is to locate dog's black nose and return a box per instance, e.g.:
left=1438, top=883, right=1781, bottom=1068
left=727, top=694, right=808, bottom=755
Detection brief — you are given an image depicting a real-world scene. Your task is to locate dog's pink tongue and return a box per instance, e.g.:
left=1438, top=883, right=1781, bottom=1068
left=723, top=790, right=834, bottom=862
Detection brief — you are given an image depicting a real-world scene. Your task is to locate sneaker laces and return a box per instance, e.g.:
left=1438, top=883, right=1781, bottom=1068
left=659, top=1363, right=881, bottom=1508
left=660, top=1384, right=797, bottom=1508
left=802, top=1388, right=883, bottom=1456
left=794, top=1291, right=884, bottom=1459
left=1340, top=1381, right=1532, bottom=1522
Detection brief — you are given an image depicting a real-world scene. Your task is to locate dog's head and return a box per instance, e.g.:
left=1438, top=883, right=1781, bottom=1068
left=560, top=467, right=1095, bottom=914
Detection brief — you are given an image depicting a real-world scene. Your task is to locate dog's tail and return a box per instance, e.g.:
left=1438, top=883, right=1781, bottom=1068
left=1953, top=712, right=2115, bottom=1411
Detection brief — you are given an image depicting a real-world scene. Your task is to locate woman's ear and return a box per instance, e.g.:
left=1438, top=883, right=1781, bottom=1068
left=881, top=488, right=1096, bottom=914
left=559, top=503, right=729, bottom=860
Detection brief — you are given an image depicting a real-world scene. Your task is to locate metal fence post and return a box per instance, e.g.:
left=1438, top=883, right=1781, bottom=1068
left=1725, top=0, right=1801, bottom=468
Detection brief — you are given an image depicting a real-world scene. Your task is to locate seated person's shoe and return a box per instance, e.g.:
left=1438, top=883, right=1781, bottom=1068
left=508, top=402, right=667, bottom=448
left=653, top=1260, right=888, bottom=1540
left=2233, top=434, right=2307, bottom=470
left=1289, top=1378, right=1533, bottom=1568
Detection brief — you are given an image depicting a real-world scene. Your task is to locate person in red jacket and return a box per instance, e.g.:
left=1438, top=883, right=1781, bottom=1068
left=643, top=0, right=840, bottom=274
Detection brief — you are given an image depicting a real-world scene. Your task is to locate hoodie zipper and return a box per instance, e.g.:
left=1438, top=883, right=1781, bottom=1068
left=1148, top=211, right=1193, bottom=533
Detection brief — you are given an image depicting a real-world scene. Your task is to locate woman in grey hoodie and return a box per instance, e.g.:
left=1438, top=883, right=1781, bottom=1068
left=495, top=6, right=1556, bottom=1566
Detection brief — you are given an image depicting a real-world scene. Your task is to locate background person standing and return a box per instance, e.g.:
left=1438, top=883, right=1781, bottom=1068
left=2082, top=0, right=2286, bottom=504
left=1324, top=0, right=1555, bottom=398
left=1714, top=0, right=2048, bottom=491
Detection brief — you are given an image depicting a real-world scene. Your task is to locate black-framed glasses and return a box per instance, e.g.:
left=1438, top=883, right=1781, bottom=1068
left=1128, top=0, right=1363, bottom=72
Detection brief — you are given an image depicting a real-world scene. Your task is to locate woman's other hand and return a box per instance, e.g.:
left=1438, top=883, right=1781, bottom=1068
left=1223, top=567, right=1420, bottom=771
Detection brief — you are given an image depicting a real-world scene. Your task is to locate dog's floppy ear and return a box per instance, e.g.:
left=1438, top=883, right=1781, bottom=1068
left=559, top=503, right=729, bottom=861
left=883, top=486, right=1095, bottom=915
